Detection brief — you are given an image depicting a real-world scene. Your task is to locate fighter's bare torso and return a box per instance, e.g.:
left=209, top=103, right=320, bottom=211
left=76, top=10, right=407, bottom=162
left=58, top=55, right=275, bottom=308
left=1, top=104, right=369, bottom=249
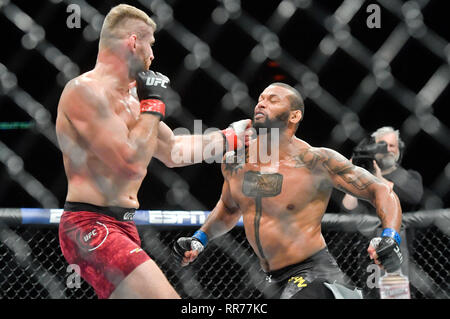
left=56, top=71, right=147, bottom=208
left=223, top=138, right=340, bottom=272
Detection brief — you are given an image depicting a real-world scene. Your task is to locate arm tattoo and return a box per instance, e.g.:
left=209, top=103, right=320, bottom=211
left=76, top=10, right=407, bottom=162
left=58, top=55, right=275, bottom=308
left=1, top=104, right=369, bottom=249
left=321, top=149, right=376, bottom=191
left=334, top=184, right=359, bottom=197
left=293, top=149, right=321, bottom=170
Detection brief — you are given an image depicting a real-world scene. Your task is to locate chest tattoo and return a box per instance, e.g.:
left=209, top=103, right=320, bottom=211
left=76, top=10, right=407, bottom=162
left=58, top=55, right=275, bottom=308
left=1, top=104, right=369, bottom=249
left=242, top=171, right=283, bottom=265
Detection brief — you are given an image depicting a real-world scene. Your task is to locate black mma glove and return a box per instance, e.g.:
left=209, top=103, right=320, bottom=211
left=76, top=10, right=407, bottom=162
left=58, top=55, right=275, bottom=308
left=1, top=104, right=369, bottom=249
left=172, top=230, right=208, bottom=265
left=136, top=71, right=170, bottom=119
left=371, top=228, right=403, bottom=273
left=375, top=237, right=403, bottom=273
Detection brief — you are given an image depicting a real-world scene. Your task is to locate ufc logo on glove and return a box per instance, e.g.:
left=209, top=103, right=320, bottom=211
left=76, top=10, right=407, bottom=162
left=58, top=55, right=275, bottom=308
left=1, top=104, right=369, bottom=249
left=146, top=76, right=169, bottom=88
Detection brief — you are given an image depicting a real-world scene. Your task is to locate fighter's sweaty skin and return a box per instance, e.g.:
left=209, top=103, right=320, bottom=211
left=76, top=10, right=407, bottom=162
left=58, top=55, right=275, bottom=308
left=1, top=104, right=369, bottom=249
left=222, top=140, right=378, bottom=272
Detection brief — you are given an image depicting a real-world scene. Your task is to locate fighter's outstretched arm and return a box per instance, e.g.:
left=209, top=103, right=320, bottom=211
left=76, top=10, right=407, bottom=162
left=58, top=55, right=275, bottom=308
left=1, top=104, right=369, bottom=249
left=318, top=148, right=402, bottom=232
left=153, top=120, right=251, bottom=168
left=153, top=121, right=224, bottom=167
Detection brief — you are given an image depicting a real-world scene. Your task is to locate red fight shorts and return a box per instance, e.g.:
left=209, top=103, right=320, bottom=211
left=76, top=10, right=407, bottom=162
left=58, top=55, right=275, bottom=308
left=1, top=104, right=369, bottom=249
left=59, top=202, right=150, bottom=299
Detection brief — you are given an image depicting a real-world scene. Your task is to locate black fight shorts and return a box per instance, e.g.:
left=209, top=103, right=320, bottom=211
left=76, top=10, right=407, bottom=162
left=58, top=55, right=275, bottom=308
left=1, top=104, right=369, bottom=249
left=263, top=247, right=360, bottom=299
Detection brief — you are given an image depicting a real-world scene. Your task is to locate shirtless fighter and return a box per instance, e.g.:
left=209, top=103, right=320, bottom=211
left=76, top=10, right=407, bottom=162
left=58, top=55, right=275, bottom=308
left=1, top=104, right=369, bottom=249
left=173, top=83, right=404, bottom=299
left=56, top=4, right=249, bottom=299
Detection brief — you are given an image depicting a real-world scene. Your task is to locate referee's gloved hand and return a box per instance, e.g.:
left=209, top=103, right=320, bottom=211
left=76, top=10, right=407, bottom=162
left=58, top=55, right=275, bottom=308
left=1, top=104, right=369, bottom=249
left=172, top=230, right=208, bottom=267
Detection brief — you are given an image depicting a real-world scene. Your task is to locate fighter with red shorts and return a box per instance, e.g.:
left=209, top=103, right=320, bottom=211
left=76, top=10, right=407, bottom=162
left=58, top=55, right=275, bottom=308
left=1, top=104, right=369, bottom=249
left=56, top=4, right=250, bottom=299
left=59, top=203, right=149, bottom=299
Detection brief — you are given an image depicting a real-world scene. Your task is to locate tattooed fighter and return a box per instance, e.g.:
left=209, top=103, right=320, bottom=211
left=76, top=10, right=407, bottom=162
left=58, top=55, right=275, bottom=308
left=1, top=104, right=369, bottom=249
left=172, top=83, right=403, bottom=299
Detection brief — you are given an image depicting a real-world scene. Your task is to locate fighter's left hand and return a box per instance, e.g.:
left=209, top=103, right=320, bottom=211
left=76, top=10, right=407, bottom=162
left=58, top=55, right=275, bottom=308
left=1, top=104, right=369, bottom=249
left=368, top=236, right=403, bottom=273
left=221, top=119, right=253, bottom=151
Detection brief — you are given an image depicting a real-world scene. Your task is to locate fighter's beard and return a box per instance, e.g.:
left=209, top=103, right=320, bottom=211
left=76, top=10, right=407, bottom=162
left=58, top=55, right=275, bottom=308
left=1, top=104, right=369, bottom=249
left=252, top=111, right=289, bottom=135
left=128, top=54, right=147, bottom=80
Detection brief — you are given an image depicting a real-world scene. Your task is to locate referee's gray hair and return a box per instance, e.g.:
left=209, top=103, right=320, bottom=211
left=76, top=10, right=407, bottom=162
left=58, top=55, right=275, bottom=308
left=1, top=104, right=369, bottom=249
left=371, top=126, right=400, bottom=141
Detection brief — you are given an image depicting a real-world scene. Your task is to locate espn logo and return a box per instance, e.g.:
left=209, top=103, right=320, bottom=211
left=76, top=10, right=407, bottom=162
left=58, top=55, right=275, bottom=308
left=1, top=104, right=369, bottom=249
left=146, top=77, right=169, bottom=88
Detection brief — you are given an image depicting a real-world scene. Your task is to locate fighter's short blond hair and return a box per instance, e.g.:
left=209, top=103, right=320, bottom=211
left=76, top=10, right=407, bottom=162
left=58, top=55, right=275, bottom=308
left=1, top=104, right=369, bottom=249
left=99, top=4, right=156, bottom=48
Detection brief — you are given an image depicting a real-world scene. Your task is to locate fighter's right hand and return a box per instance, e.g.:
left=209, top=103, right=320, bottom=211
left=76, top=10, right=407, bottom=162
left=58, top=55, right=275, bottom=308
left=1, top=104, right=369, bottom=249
left=172, top=230, right=208, bottom=267
left=136, top=71, right=171, bottom=119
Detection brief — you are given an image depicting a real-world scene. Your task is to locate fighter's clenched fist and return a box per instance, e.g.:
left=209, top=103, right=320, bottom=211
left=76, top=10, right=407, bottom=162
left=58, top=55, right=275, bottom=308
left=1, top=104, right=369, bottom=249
left=221, top=119, right=253, bottom=151
left=136, top=71, right=171, bottom=118
left=368, top=229, right=403, bottom=273
left=172, top=230, right=207, bottom=267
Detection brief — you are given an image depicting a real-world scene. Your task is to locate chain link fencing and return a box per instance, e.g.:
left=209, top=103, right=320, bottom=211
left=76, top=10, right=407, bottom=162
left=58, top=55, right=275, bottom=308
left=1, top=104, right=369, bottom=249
left=0, top=209, right=448, bottom=299
left=1, top=0, right=449, bottom=215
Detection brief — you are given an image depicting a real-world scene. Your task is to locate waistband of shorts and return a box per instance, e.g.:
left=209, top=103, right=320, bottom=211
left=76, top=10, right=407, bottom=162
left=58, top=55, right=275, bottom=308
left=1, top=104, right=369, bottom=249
left=63, top=201, right=136, bottom=222
left=265, top=247, right=330, bottom=281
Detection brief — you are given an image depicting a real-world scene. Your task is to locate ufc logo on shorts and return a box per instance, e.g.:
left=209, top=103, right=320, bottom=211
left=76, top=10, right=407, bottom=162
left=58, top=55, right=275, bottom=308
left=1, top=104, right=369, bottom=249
left=123, top=212, right=135, bottom=221
left=146, top=77, right=168, bottom=88
left=84, top=229, right=97, bottom=242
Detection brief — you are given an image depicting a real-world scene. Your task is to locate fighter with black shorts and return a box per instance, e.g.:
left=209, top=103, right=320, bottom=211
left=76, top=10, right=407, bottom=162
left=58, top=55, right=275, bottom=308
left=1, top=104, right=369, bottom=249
left=173, top=83, right=404, bottom=299
left=263, top=248, right=357, bottom=299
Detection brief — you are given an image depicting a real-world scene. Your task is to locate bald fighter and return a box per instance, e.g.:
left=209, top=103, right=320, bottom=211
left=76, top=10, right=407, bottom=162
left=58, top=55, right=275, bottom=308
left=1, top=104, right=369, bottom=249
left=173, top=83, right=404, bottom=299
left=56, top=4, right=249, bottom=299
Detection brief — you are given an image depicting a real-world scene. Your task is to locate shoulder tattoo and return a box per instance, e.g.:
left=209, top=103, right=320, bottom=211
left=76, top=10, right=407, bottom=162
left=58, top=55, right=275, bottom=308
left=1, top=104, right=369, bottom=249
left=293, top=148, right=322, bottom=170
left=223, top=149, right=248, bottom=176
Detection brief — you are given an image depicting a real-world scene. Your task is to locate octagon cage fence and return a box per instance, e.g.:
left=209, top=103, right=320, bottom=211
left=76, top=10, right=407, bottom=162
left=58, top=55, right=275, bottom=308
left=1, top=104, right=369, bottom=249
left=0, top=208, right=449, bottom=299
